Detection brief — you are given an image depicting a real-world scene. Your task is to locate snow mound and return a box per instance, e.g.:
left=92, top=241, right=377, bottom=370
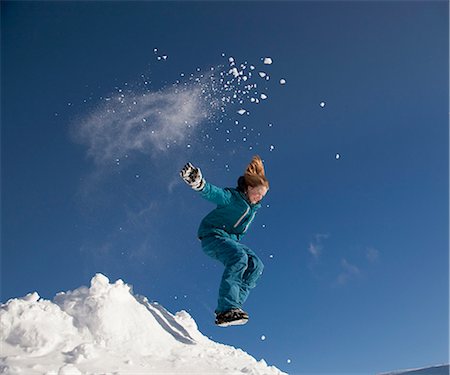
left=0, top=274, right=287, bottom=375
left=0, top=292, right=78, bottom=357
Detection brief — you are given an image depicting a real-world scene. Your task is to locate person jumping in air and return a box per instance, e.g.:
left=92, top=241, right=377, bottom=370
left=180, top=156, right=269, bottom=327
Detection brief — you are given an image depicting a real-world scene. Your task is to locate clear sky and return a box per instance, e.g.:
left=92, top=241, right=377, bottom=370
left=1, top=1, right=448, bottom=374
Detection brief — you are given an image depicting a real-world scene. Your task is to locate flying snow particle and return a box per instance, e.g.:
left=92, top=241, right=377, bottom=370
left=280, top=79, right=286, bottom=85
left=230, top=67, right=239, bottom=78
left=263, top=57, right=273, bottom=65
left=258, top=72, right=267, bottom=78
left=260, top=94, right=268, bottom=100
left=335, top=153, right=341, bottom=160
left=237, top=109, right=247, bottom=115
left=269, top=254, right=274, bottom=259
left=287, top=359, right=292, bottom=364
left=269, top=145, right=275, bottom=151
left=261, top=335, right=266, bottom=341
left=320, top=101, right=326, bottom=108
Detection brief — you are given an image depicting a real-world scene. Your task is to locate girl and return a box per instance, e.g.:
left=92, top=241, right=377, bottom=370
left=180, top=156, right=269, bottom=327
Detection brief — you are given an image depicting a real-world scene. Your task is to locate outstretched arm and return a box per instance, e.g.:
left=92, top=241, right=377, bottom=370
left=180, top=162, right=231, bottom=206
left=199, top=181, right=232, bottom=206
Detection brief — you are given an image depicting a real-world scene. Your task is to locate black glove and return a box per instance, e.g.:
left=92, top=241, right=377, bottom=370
left=180, top=162, right=205, bottom=191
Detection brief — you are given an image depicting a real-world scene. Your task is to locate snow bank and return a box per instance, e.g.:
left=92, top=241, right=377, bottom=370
left=0, top=274, right=286, bottom=375
left=0, top=292, right=78, bottom=357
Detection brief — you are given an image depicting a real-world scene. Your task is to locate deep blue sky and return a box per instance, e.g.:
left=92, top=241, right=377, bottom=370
left=1, top=1, right=448, bottom=374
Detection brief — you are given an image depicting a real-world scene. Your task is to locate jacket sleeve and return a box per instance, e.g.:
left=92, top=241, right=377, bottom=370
left=198, top=181, right=232, bottom=206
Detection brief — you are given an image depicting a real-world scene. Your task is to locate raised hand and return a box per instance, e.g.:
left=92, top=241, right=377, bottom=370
left=180, top=162, right=205, bottom=191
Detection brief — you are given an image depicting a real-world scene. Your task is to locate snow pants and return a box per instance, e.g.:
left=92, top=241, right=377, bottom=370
left=200, top=234, right=264, bottom=314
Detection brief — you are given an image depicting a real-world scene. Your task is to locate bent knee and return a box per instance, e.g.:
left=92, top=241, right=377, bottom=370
left=252, top=256, right=264, bottom=275
left=226, top=250, right=249, bottom=268
left=257, top=259, right=264, bottom=275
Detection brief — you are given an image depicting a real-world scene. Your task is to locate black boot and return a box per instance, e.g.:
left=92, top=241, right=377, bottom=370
left=215, top=308, right=249, bottom=327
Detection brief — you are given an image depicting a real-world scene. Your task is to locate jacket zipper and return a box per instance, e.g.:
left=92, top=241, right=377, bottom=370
left=233, top=205, right=250, bottom=228
left=243, top=212, right=256, bottom=233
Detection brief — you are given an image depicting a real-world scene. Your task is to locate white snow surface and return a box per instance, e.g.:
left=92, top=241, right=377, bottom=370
left=0, top=274, right=286, bottom=375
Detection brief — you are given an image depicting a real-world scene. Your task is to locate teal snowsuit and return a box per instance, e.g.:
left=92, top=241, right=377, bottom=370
left=197, top=181, right=264, bottom=314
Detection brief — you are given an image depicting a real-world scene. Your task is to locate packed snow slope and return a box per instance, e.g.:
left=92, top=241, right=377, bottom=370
left=379, top=365, right=449, bottom=375
left=0, top=274, right=286, bottom=375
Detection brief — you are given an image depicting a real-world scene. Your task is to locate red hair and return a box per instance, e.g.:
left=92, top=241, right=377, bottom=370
left=237, top=155, right=269, bottom=191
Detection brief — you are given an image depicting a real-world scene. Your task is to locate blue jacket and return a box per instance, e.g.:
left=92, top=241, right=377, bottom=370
left=197, top=182, right=261, bottom=240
